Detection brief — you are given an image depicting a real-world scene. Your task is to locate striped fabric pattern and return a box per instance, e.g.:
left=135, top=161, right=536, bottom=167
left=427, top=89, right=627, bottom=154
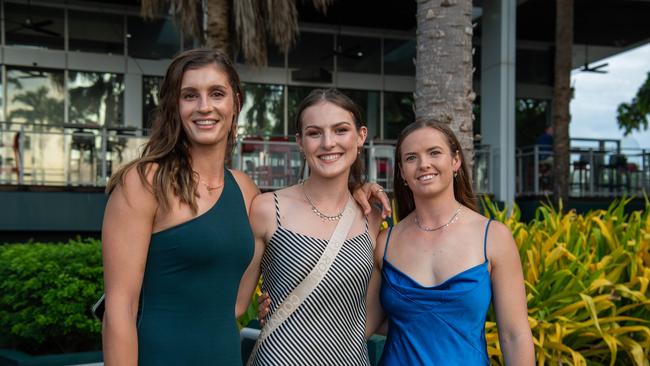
left=248, top=194, right=373, bottom=366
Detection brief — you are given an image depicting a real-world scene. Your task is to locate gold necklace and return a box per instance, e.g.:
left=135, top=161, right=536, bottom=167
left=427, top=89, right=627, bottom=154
left=301, top=181, right=345, bottom=221
left=414, top=205, right=463, bottom=232
left=199, top=178, right=224, bottom=193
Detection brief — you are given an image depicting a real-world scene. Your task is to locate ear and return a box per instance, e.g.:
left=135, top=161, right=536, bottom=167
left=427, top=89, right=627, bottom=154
left=357, top=126, right=368, bottom=147
left=296, top=132, right=303, bottom=151
left=452, top=150, right=462, bottom=172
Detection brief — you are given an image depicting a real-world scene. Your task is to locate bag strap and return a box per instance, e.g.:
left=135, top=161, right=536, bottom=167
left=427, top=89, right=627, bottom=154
left=248, top=198, right=357, bottom=359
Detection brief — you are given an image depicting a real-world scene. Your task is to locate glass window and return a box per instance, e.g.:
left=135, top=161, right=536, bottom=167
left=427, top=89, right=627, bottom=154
left=240, top=83, right=285, bottom=137
left=289, top=33, right=333, bottom=82
left=516, top=98, right=551, bottom=147
left=383, top=91, right=414, bottom=139
left=337, top=36, right=381, bottom=74
left=384, top=38, right=415, bottom=76
left=4, top=3, right=64, bottom=50
left=68, top=71, right=125, bottom=126
left=340, top=89, right=380, bottom=140
left=127, top=16, right=181, bottom=59
left=143, top=76, right=163, bottom=130
left=236, top=47, right=285, bottom=67
left=69, top=10, right=124, bottom=54
left=7, top=67, right=64, bottom=125
left=516, top=48, right=553, bottom=86
left=287, top=86, right=319, bottom=136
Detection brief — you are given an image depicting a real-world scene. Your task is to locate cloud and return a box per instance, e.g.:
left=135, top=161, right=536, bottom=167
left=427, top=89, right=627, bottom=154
left=570, top=42, right=650, bottom=149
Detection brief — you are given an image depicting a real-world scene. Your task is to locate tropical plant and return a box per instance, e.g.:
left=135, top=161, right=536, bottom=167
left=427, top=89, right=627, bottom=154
left=617, top=71, right=650, bottom=136
left=140, top=0, right=332, bottom=66
left=483, top=196, right=650, bottom=365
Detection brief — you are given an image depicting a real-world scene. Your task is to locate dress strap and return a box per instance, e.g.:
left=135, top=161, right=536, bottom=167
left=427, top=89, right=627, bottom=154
left=272, top=192, right=282, bottom=227
left=383, top=226, right=394, bottom=261
left=483, top=218, right=493, bottom=262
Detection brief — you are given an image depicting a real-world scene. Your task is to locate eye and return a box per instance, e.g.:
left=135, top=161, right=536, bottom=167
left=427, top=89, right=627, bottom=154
left=430, top=150, right=441, bottom=156
left=182, top=92, right=197, bottom=100
left=404, top=155, right=416, bottom=162
left=306, top=130, right=321, bottom=137
left=335, top=127, right=349, bottom=134
left=211, top=90, right=225, bottom=98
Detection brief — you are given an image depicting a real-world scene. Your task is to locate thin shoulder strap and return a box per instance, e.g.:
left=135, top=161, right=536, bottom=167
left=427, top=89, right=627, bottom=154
left=272, top=192, right=282, bottom=227
left=483, top=218, right=493, bottom=262
left=383, top=226, right=394, bottom=261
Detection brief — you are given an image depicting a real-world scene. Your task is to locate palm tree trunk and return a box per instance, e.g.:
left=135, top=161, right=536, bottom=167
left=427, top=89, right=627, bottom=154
left=553, top=0, right=573, bottom=204
left=415, top=0, right=475, bottom=174
left=205, top=0, right=232, bottom=57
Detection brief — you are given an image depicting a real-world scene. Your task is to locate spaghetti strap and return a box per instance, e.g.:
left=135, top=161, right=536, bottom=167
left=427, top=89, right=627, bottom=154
left=383, top=226, right=394, bottom=260
left=273, top=192, right=282, bottom=227
left=483, top=219, right=493, bottom=262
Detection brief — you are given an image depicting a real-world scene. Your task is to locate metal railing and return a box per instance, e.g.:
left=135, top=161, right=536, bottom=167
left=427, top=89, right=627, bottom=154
left=516, top=144, right=650, bottom=197
left=0, top=124, right=492, bottom=195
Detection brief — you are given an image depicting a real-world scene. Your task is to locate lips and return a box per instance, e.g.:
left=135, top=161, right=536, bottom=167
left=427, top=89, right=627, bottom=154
left=318, top=153, right=343, bottom=162
left=417, top=172, right=439, bottom=181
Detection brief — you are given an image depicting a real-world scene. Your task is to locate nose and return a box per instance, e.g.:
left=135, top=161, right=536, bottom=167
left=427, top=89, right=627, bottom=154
left=197, top=94, right=211, bottom=113
left=418, top=155, right=433, bottom=170
left=321, top=131, right=336, bottom=149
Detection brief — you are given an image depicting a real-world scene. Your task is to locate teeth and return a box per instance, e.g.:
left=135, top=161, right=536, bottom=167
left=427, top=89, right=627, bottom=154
left=320, top=154, right=340, bottom=161
left=418, top=174, right=436, bottom=181
left=195, top=120, right=216, bottom=125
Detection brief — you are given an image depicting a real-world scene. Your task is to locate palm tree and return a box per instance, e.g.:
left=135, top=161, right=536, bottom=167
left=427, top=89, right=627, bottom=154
left=414, top=0, right=475, bottom=173
left=553, top=0, right=573, bottom=203
left=141, top=0, right=332, bottom=66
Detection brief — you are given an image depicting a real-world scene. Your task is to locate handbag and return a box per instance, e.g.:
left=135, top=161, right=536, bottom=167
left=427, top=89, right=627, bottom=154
left=247, top=198, right=357, bottom=364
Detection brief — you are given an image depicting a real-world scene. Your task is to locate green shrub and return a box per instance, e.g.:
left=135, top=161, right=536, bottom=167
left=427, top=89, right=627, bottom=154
left=0, top=238, right=103, bottom=354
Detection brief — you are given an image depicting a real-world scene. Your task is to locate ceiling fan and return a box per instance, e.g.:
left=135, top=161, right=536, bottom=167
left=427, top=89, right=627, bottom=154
left=5, top=1, right=60, bottom=38
left=579, top=45, right=608, bottom=74
left=321, top=44, right=364, bottom=61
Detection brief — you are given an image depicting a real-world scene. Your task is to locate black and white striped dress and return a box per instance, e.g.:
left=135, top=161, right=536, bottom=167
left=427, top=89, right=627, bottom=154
left=248, top=193, right=374, bottom=366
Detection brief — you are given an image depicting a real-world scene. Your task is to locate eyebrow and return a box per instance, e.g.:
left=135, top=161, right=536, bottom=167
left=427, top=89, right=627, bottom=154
left=303, top=121, right=354, bottom=130
left=403, top=146, right=444, bottom=155
left=180, top=85, right=228, bottom=92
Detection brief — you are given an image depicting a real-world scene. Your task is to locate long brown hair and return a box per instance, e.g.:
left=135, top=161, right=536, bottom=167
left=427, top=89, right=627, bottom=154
left=106, top=48, right=243, bottom=213
left=295, top=88, right=366, bottom=192
left=393, top=121, right=478, bottom=220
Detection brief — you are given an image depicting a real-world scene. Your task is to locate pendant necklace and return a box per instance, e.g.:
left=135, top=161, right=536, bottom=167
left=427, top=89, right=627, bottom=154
left=302, top=181, right=345, bottom=221
left=199, top=178, right=224, bottom=194
left=414, top=204, right=463, bottom=232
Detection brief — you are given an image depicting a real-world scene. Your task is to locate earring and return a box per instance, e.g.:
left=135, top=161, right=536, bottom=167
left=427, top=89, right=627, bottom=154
left=404, top=181, right=408, bottom=186
left=453, top=171, right=458, bottom=178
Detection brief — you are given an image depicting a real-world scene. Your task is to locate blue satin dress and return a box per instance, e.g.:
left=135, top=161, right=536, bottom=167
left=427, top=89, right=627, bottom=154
left=379, top=219, right=493, bottom=366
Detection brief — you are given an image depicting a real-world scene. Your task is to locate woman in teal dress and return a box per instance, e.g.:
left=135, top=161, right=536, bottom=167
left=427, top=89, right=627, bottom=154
left=364, top=121, right=535, bottom=365
left=101, top=49, right=389, bottom=366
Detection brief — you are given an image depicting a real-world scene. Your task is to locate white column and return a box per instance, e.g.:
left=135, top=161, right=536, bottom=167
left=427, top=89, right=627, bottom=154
left=480, top=0, right=516, bottom=206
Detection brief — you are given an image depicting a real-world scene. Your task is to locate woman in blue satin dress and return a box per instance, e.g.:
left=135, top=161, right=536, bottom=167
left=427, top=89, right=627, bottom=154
left=364, top=121, right=535, bottom=365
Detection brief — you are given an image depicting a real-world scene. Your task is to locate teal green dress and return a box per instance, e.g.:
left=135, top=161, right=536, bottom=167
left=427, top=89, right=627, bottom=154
left=137, top=169, right=254, bottom=365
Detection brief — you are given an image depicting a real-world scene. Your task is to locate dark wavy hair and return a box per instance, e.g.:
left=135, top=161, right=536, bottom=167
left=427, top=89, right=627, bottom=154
left=106, top=48, right=243, bottom=213
left=295, top=88, right=366, bottom=192
left=393, top=121, right=478, bottom=220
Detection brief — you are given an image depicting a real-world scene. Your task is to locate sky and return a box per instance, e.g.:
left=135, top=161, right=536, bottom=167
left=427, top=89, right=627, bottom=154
left=570, top=42, right=650, bottom=150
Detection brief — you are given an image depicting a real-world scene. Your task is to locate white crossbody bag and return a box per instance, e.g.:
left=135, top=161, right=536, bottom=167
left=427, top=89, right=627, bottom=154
left=247, top=198, right=356, bottom=364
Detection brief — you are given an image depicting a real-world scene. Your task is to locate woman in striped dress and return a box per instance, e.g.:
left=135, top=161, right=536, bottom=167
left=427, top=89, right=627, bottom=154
left=237, top=89, right=384, bottom=365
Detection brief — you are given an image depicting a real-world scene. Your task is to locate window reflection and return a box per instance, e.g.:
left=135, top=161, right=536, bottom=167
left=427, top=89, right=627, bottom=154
left=383, top=91, right=414, bottom=139
left=384, top=38, right=415, bottom=76
left=340, top=89, right=380, bottom=140
left=287, top=86, right=318, bottom=136
left=516, top=98, right=551, bottom=147
left=289, top=33, right=333, bottom=83
left=240, top=83, right=285, bottom=137
left=7, top=67, right=64, bottom=125
left=68, top=71, right=125, bottom=126
left=69, top=10, right=124, bottom=54
left=4, top=3, right=64, bottom=50
left=127, top=16, right=181, bottom=59
left=337, top=36, right=381, bottom=74
left=143, top=76, right=163, bottom=130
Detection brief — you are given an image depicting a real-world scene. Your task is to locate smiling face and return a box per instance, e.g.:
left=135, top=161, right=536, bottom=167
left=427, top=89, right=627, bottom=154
left=297, top=101, right=367, bottom=180
left=178, top=63, right=238, bottom=148
left=399, top=127, right=461, bottom=198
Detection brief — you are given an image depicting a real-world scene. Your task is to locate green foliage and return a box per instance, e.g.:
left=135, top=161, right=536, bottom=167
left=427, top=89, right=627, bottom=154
left=482, top=196, right=650, bottom=365
left=617, top=72, right=650, bottom=136
left=0, top=238, right=103, bottom=354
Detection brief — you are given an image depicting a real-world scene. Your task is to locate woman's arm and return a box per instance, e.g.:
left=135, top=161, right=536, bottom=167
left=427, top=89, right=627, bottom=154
left=102, top=167, right=158, bottom=366
left=489, top=221, right=535, bottom=365
left=235, top=193, right=271, bottom=318
left=365, top=228, right=388, bottom=338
